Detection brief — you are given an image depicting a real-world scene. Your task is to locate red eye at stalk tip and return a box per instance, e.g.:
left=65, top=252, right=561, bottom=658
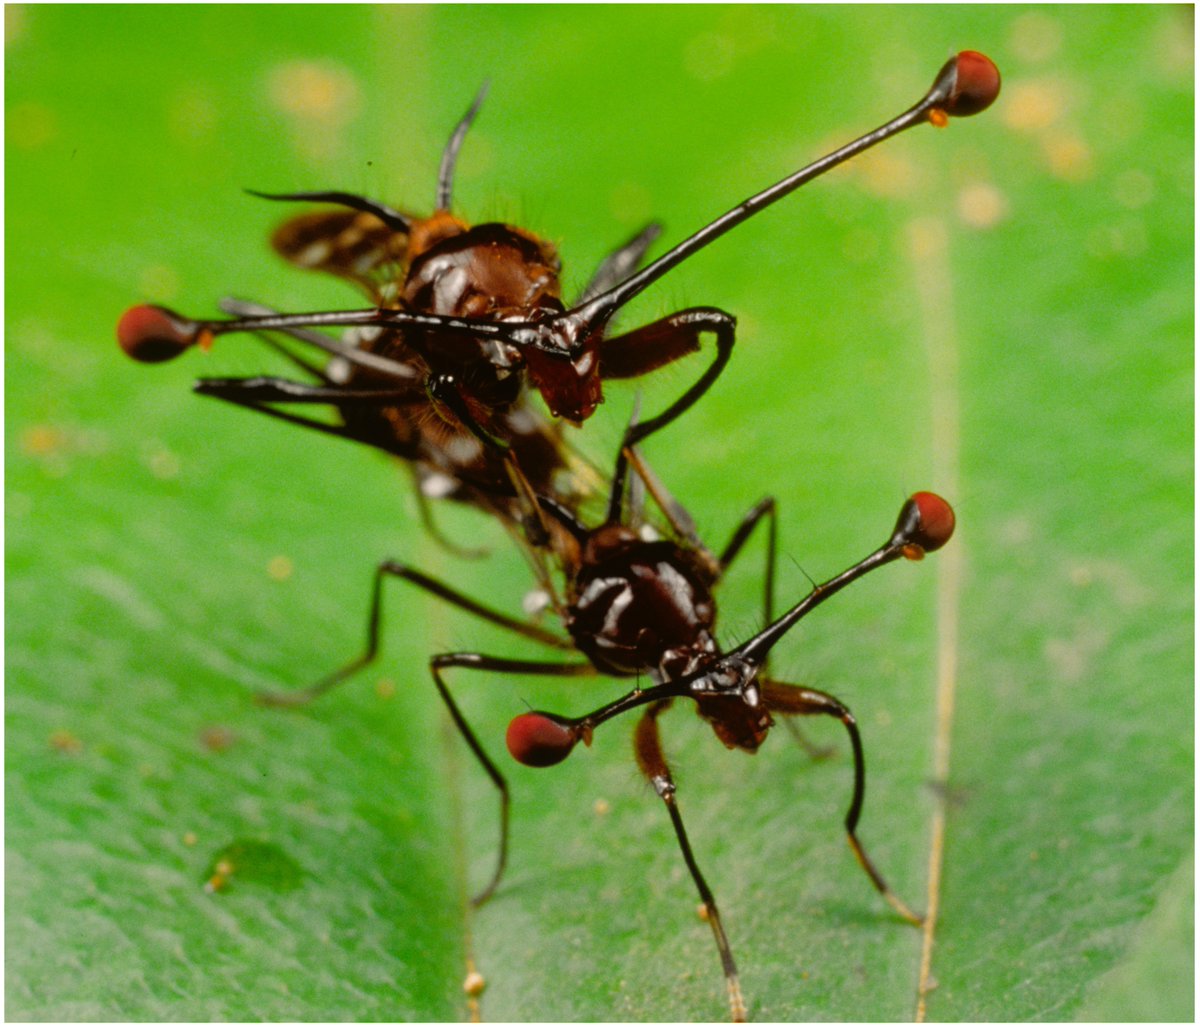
left=894, top=491, right=956, bottom=560
left=931, top=51, right=1001, bottom=126
left=506, top=711, right=580, bottom=767
left=116, top=304, right=205, bottom=363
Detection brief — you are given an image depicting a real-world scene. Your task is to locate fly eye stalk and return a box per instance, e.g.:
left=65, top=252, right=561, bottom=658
left=506, top=711, right=584, bottom=767
left=891, top=491, right=956, bottom=560
left=117, top=304, right=207, bottom=363
left=929, top=51, right=1001, bottom=125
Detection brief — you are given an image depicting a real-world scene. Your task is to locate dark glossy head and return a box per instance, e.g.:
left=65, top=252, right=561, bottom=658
left=522, top=340, right=603, bottom=423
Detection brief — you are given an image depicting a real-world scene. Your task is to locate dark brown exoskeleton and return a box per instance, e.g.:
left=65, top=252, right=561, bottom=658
left=114, top=49, right=999, bottom=1021
left=501, top=486, right=956, bottom=1022
left=258, top=431, right=957, bottom=1020
left=117, top=51, right=1000, bottom=536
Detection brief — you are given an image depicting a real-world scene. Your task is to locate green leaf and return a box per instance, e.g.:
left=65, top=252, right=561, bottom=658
left=7, top=6, right=1191, bottom=1021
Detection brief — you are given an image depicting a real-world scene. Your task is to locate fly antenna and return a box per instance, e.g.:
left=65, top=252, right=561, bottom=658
left=437, top=80, right=490, bottom=211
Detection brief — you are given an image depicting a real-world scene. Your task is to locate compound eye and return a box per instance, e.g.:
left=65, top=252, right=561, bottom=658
left=506, top=712, right=579, bottom=767
left=910, top=491, right=956, bottom=551
left=945, top=51, right=1001, bottom=117
left=892, top=491, right=956, bottom=559
left=117, top=305, right=201, bottom=363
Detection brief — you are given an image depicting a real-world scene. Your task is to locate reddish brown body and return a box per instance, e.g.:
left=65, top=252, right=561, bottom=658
left=270, top=205, right=581, bottom=500
left=285, top=208, right=585, bottom=420
left=114, top=50, right=997, bottom=1022
left=544, top=489, right=952, bottom=760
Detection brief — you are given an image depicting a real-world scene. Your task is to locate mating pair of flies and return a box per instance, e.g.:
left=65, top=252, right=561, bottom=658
left=120, top=51, right=999, bottom=1021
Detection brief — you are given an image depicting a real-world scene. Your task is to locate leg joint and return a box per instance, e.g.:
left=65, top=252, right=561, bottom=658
left=653, top=775, right=676, bottom=800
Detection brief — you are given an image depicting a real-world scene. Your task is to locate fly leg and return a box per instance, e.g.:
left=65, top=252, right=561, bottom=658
left=257, top=561, right=572, bottom=708
left=716, top=496, right=778, bottom=617
left=431, top=654, right=595, bottom=906
left=762, top=681, right=923, bottom=925
left=601, top=307, right=735, bottom=522
left=426, top=373, right=557, bottom=564
left=192, top=376, right=425, bottom=451
left=634, top=700, right=747, bottom=1023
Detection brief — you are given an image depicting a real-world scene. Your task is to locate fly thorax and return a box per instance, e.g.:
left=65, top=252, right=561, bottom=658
left=405, top=222, right=562, bottom=318
left=568, top=530, right=718, bottom=677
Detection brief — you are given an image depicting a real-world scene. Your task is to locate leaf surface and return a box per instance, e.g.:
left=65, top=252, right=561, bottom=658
left=7, top=6, right=1191, bottom=1021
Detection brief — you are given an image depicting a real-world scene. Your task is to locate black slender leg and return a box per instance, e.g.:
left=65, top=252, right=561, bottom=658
left=634, top=701, right=746, bottom=1022
left=431, top=653, right=595, bottom=905
left=257, top=560, right=572, bottom=708
left=716, top=496, right=777, bottom=605
left=604, top=307, right=735, bottom=522
left=193, top=388, right=365, bottom=447
left=192, top=375, right=426, bottom=455
left=426, top=373, right=511, bottom=452
left=407, top=465, right=490, bottom=561
left=762, top=681, right=923, bottom=925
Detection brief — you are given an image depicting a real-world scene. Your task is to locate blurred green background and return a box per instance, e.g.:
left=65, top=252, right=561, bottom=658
left=7, top=5, right=1192, bottom=1021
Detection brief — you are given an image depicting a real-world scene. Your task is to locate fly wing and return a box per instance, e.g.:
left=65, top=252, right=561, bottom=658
left=270, top=209, right=409, bottom=303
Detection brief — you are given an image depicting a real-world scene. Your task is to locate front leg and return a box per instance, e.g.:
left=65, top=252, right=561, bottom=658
left=634, top=700, right=746, bottom=1022
left=599, top=307, right=735, bottom=521
left=196, top=376, right=423, bottom=405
